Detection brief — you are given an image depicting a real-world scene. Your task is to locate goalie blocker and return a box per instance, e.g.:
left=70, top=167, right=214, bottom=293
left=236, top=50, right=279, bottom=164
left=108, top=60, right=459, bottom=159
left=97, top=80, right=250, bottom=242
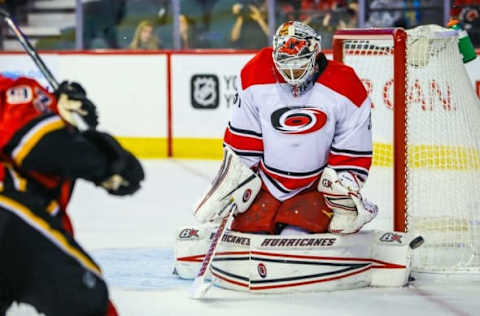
left=174, top=226, right=423, bottom=293
left=193, top=146, right=261, bottom=223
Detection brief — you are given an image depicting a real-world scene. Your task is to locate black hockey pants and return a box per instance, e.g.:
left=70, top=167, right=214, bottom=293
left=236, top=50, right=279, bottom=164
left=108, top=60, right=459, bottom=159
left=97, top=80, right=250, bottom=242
left=0, top=191, right=110, bottom=316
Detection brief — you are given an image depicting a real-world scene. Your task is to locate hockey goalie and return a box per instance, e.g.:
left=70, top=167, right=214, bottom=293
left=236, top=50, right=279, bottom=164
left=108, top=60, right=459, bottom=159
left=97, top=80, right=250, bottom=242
left=174, top=21, right=422, bottom=295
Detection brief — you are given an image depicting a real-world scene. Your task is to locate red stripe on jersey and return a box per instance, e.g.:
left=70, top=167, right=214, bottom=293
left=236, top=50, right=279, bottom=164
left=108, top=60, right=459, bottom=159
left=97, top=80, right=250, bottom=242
left=328, top=153, right=372, bottom=171
left=260, top=163, right=319, bottom=191
left=224, top=127, right=263, bottom=152
left=317, top=60, right=368, bottom=108
left=241, top=47, right=285, bottom=90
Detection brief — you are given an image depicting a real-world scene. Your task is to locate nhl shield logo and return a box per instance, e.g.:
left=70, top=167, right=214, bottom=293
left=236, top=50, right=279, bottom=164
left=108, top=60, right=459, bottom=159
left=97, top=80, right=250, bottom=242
left=191, top=74, right=219, bottom=109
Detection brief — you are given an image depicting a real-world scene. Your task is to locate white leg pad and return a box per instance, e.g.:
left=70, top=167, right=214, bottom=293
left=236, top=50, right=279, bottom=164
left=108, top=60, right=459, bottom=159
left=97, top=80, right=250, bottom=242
left=174, top=224, right=217, bottom=279
left=371, top=231, right=415, bottom=287
left=174, top=227, right=420, bottom=292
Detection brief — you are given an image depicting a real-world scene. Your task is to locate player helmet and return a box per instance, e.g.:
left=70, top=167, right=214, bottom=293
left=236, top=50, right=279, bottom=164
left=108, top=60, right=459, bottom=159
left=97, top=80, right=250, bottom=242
left=272, top=21, right=322, bottom=87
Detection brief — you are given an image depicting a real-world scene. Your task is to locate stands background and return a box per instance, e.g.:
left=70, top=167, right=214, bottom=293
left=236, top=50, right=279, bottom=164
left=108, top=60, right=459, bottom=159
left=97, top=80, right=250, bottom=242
left=0, top=49, right=478, bottom=160
left=1, top=1, right=472, bottom=51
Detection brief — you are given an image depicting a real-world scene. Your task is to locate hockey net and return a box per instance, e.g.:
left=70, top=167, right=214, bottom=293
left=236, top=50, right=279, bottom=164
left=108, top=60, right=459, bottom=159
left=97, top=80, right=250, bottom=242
left=333, top=25, right=480, bottom=274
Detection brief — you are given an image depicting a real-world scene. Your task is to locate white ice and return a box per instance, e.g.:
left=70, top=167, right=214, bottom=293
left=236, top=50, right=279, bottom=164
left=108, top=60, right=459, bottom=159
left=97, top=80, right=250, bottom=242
left=50, top=160, right=480, bottom=315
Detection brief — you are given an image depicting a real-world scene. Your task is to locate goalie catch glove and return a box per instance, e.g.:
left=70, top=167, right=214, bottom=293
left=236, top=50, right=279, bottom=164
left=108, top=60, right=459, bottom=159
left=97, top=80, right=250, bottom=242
left=318, top=167, right=378, bottom=234
left=83, top=130, right=145, bottom=196
left=55, top=81, right=98, bottom=130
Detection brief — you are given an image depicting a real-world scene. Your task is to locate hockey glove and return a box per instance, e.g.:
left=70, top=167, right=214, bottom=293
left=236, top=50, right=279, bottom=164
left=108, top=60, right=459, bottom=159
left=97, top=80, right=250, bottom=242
left=318, top=167, right=378, bottom=234
left=55, top=81, right=98, bottom=130
left=83, top=130, right=145, bottom=196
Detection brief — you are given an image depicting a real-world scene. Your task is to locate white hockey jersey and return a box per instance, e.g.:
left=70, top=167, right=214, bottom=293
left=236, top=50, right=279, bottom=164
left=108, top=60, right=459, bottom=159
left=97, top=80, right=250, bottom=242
left=224, top=47, right=372, bottom=201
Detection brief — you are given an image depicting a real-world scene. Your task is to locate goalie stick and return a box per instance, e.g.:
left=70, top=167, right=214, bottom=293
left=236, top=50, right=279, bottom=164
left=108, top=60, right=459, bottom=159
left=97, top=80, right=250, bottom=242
left=0, top=8, right=87, bottom=130
left=190, top=199, right=237, bottom=299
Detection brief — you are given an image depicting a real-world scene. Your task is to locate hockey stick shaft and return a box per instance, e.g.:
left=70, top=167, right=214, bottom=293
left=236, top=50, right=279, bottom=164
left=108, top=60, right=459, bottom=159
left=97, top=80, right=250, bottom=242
left=0, top=8, right=59, bottom=90
left=190, top=200, right=236, bottom=299
left=1, top=8, right=89, bottom=130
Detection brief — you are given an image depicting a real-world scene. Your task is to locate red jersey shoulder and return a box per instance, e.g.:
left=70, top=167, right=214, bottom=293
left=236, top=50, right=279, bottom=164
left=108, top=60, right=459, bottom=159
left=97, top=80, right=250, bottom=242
left=0, top=75, right=14, bottom=89
left=2, top=76, right=55, bottom=110
left=317, top=59, right=367, bottom=107
left=0, top=76, right=58, bottom=148
left=241, top=47, right=281, bottom=90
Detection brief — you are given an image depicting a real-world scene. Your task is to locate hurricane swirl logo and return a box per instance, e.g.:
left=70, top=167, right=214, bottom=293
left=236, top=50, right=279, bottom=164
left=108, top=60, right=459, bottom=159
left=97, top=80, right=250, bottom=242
left=242, top=189, right=252, bottom=203
left=271, top=106, right=327, bottom=134
left=257, top=263, right=267, bottom=278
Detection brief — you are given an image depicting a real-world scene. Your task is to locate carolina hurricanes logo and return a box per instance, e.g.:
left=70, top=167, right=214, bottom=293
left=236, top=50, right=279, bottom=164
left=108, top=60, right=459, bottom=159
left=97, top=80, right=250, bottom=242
left=279, top=38, right=307, bottom=56
left=242, top=189, right=252, bottom=203
left=257, top=263, right=267, bottom=278
left=271, top=106, right=327, bottom=134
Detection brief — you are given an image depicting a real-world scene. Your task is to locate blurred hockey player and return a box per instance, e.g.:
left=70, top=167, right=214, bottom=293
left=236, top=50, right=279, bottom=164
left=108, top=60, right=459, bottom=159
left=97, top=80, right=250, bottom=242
left=207, top=21, right=378, bottom=235
left=0, top=74, right=144, bottom=315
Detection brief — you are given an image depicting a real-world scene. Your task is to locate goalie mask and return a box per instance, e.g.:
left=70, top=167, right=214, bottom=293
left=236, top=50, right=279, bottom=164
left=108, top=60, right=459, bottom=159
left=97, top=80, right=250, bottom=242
left=273, top=21, right=321, bottom=89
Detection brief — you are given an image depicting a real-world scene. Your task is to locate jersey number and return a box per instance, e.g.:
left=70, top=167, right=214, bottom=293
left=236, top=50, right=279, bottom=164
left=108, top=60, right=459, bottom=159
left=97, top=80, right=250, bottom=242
left=6, top=85, right=33, bottom=104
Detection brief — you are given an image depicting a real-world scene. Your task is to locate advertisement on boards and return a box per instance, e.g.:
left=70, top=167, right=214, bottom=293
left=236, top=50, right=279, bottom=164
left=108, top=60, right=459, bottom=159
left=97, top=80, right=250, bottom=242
left=171, top=53, right=254, bottom=139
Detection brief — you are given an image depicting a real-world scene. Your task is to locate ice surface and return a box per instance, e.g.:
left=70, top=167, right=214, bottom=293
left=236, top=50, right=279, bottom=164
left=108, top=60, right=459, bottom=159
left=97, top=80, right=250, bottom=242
left=62, top=160, right=480, bottom=315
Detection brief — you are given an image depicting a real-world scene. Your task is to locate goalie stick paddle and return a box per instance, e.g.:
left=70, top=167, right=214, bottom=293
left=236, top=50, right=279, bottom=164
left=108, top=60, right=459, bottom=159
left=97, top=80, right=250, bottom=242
left=190, top=199, right=237, bottom=299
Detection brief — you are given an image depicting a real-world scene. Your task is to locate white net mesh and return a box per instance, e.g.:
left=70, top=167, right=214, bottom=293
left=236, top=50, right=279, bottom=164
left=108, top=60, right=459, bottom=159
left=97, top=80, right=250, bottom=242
left=339, top=25, right=480, bottom=273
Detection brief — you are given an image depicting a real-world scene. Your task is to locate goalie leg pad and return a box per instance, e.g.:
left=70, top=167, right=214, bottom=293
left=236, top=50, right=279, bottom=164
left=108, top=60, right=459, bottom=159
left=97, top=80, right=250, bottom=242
left=274, top=190, right=333, bottom=233
left=174, top=228, right=420, bottom=292
left=213, top=231, right=416, bottom=292
left=174, top=224, right=218, bottom=279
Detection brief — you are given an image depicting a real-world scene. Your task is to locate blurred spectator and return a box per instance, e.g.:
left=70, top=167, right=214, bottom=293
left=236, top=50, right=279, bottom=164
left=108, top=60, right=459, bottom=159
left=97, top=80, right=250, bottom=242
left=276, top=0, right=302, bottom=21
left=297, top=1, right=357, bottom=49
left=300, top=0, right=341, bottom=24
left=407, top=0, right=440, bottom=27
left=180, top=0, right=219, bottom=49
left=366, top=0, right=405, bottom=28
left=322, top=2, right=359, bottom=29
left=230, top=0, right=269, bottom=49
left=82, top=0, right=126, bottom=49
left=0, top=0, right=30, bottom=50
left=455, top=3, right=480, bottom=46
left=129, top=20, right=162, bottom=50
left=155, top=0, right=171, bottom=26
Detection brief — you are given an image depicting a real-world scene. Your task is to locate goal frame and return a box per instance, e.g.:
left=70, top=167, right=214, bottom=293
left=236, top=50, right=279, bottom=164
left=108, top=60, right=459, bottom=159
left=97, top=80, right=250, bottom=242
left=332, top=28, right=408, bottom=232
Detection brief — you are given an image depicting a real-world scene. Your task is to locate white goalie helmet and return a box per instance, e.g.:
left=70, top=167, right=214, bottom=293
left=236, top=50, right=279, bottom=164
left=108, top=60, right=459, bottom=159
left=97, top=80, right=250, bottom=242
left=272, top=21, right=322, bottom=87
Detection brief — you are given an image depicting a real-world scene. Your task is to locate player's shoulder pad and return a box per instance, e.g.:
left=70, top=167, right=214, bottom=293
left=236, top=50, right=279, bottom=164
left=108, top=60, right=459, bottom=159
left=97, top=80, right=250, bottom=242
left=0, top=76, right=35, bottom=90
left=2, top=76, right=51, bottom=97
left=316, top=59, right=368, bottom=108
left=240, top=47, right=278, bottom=91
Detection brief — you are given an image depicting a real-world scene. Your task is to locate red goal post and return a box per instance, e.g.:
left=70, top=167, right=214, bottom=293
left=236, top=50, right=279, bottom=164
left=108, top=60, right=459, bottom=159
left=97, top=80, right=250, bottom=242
left=333, top=28, right=408, bottom=233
